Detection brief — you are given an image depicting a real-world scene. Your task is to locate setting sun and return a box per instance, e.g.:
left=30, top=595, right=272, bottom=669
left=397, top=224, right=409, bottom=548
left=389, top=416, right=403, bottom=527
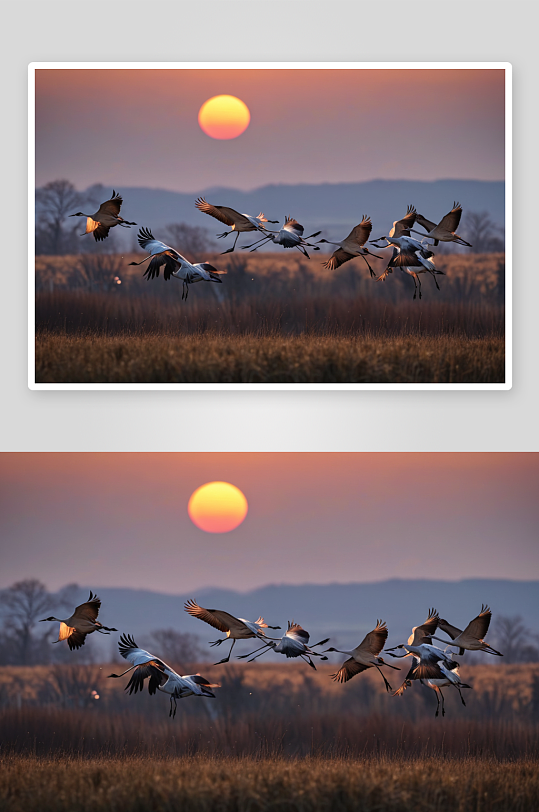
left=198, top=95, right=251, bottom=140
left=188, top=481, right=248, bottom=533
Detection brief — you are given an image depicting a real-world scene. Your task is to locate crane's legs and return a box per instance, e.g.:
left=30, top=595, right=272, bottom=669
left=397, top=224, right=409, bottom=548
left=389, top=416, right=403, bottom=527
left=221, top=233, right=240, bottom=254
left=214, top=638, right=237, bottom=665
left=242, top=234, right=271, bottom=250
left=456, top=686, right=467, bottom=706
left=237, top=642, right=272, bottom=659
left=301, top=654, right=317, bottom=670
left=376, top=666, right=393, bottom=693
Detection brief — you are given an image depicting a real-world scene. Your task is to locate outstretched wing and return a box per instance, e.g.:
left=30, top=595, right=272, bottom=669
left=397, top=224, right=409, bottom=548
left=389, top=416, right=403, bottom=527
left=330, top=658, right=369, bottom=684
left=97, top=190, right=123, bottom=218
left=93, top=224, right=111, bottom=242
left=195, top=198, right=238, bottom=227
left=66, top=628, right=88, bottom=651
left=462, top=605, right=491, bottom=642
left=75, top=591, right=101, bottom=623
left=323, top=248, right=355, bottom=271
left=143, top=253, right=180, bottom=281
left=357, top=620, right=388, bottom=657
left=408, top=609, right=439, bottom=646
left=390, top=205, right=417, bottom=238
left=438, top=203, right=463, bottom=234
left=346, top=216, right=372, bottom=247
left=283, top=217, right=304, bottom=237
left=125, top=661, right=167, bottom=696
left=387, top=248, right=424, bottom=268
left=184, top=599, right=238, bottom=633
left=414, top=213, right=437, bottom=234
left=286, top=622, right=310, bottom=645
left=437, top=619, right=463, bottom=641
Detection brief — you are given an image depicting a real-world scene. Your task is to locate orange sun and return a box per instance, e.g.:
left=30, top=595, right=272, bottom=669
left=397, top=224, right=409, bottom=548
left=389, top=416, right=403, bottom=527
left=198, top=95, right=251, bottom=140
left=188, top=481, right=248, bottom=533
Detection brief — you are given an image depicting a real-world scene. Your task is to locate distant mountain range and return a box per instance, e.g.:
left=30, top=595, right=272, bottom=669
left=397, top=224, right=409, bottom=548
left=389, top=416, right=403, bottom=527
left=58, top=579, right=534, bottom=658
left=86, top=179, right=504, bottom=248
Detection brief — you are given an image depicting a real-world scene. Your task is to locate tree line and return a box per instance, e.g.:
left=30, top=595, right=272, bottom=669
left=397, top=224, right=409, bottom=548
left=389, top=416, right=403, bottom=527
left=35, top=180, right=505, bottom=257
left=0, top=578, right=536, bottom=667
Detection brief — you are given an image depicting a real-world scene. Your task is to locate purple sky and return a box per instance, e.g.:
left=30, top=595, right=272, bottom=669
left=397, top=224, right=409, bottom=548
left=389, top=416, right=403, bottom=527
left=35, top=68, right=505, bottom=192
left=0, top=453, right=536, bottom=594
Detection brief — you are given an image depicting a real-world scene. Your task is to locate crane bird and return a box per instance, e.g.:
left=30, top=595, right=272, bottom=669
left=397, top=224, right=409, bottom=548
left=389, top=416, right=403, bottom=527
left=241, top=217, right=321, bottom=258
left=431, top=604, right=503, bottom=657
left=238, top=620, right=329, bottom=670
left=128, top=227, right=226, bottom=300
left=69, top=190, right=136, bottom=242
left=409, top=202, right=472, bottom=247
left=108, top=634, right=220, bottom=718
left=184, top=599, right=280, bottom=664
left=315, top=216, right=383, bottom=277
left=371, top=234, right=444, bottom=300
left=393, top=654, right=472, bottom=717
left=39, top=591, right=117, bottom=651
left=195, top=197, right=278, bottom=253
left=323, top=620, right=400, bottom=692
left=385, top=608, right=440, bottom=657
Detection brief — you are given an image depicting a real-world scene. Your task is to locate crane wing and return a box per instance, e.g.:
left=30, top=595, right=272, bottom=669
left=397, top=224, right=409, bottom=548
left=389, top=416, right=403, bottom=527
left=330, top=658, right=369, bottom=683
left=285, top=622, right=310, bottom=645
left=125, top=661, right=168, bottom=696
left=438, top=203, right=463, bottom=234
left=414, top=660, right=446, bottom=680
left=74, top=591, right=101, bottom=623
left=93, top=224, right=111, bottom=242
left=346, top=216, right=372, bottom=247
left=195, top=198, right=239, bottom=227
left=135, top=227, right=174, bottom=255
left=184, top=599, right=240, bottom=633
left=357, top=620, right=388, bottom=657
left=414, top=213, right=438, bottom=234
left=387, top=248, right=425, bottom=268
left=143, top=253, right=180, bottom=281
left=436, top=619, right=463, bottom=640
left=323, top=248, right=355, bottom=271
left=408, top=609, right=439, bottom=646
left=97, top=190, right=123, bottom=218
left=283, top=217, right=304, bottom=236
left=390, top=205, right=417, bottom=238
left=393, top=656, right=420, bottom=695
left=462, top=605, right=492, bottom=641
left=67, top=631, right=88, bottom=650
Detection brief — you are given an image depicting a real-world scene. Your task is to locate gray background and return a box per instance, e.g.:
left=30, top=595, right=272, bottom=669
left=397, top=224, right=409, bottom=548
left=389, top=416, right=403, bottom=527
left=2, top=1, right=536, bottom=452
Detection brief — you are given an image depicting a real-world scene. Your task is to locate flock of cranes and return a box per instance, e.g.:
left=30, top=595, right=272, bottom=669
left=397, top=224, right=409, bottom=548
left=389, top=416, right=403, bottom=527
left=40, top=594, right=502, bottom=720
left=69, top=191, right=473, bottom=301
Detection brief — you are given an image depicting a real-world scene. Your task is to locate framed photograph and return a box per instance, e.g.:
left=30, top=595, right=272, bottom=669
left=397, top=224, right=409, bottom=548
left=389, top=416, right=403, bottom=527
left=29, top=62, right=511, bottom=389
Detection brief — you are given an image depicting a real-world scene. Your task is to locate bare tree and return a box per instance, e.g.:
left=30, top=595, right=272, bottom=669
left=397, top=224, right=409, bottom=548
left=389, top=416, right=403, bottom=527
left=490, top=615, right=539, bottom=663
left=463, top=211, right=505, bottom=254
left=150, top=629, right=206, bottom=670
left=0, top=579, right=69, bottom=665
left=35, top=180, right=87, bottom=255
left=162, top=222, right=217, bottom=261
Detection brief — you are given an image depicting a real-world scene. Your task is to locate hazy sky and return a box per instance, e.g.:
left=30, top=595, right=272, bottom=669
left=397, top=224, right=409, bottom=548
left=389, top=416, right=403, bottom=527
left=35, top=68, right=505, bottom=192
left=0, top=453, right=536, bottom=594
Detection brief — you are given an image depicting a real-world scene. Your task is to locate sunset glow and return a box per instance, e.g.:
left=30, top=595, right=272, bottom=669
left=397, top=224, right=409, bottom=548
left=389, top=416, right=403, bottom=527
left=198, top=95, right=251, bottom=140
left=188, top=481, right=248, bottom=533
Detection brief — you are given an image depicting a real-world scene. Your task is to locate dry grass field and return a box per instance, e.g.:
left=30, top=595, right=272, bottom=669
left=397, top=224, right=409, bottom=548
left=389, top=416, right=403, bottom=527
left=2, top=755, right=538, bottom=812
left=34, top=252, right=505, bottom=384
left=1, top=663, right=537, bottom=811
